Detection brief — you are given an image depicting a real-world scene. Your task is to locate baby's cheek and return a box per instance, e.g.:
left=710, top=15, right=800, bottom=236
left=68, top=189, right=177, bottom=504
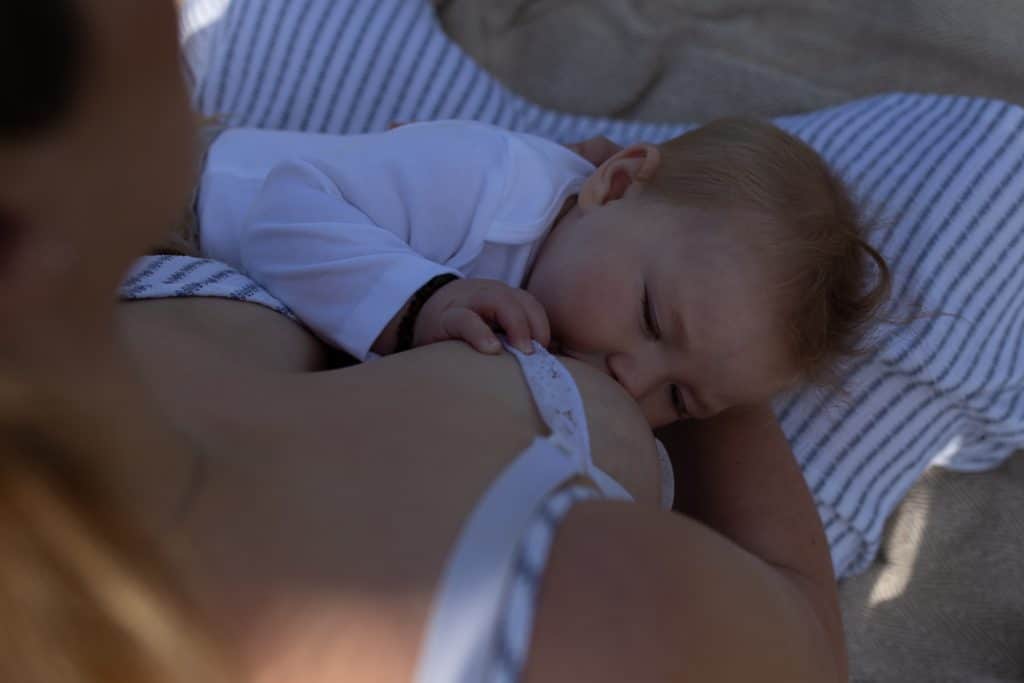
left=729, top=385, right=779, bottom=414
left=540, top=299, right=575, bottom=345
left=546, top=264, right=621, bottom=350
left=542, top=279, right=590, bottom=338
left=572, top=276, right=617, bottom=322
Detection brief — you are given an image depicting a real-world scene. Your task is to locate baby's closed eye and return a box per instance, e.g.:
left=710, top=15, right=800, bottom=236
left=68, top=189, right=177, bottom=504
left=668, top=384, right=690, bottom=419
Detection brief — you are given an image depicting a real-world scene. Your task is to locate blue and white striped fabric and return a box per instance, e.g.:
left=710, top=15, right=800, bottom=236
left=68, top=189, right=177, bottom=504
left=122, top=254, right=295, bottom=319
left=168, top=0, right=1024, bottom=578
left=183, top=0, right=685, bottom=142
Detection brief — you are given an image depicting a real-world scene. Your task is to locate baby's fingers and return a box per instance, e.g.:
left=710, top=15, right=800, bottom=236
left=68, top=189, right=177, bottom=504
left=442, top=308, right=502, bottom=354
left=489, top=299, right=535, bottom=354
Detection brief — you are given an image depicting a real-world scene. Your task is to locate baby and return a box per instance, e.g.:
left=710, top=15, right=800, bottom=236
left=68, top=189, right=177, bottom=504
left=195, top=118, right=889, bottom=428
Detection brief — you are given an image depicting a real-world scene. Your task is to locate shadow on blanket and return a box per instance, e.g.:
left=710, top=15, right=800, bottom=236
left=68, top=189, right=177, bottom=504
left=840, top=451, right=1024, bottom=682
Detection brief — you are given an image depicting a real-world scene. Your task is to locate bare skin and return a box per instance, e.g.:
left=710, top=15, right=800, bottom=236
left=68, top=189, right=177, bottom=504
left=117, top=297, right=661, bottom=682
left=0, top=1, right=845, bottom=680
left=116, top=296, right=844, bottom=682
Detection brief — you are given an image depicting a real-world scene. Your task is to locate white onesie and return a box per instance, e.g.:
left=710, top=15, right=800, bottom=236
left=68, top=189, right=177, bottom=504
left=198, top=120, right=595, bottom=360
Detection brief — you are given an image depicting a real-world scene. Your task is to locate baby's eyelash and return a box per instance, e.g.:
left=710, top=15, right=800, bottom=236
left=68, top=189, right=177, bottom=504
left=642, top=287, right=658, bottom=338
left=670, top=385, right=689, bottom=418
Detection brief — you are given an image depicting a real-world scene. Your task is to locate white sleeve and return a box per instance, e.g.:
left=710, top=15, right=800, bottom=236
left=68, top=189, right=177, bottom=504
left=239, top=159, right=460, bottom=361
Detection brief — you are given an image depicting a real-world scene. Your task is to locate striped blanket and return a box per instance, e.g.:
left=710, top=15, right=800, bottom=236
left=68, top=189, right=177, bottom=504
left=128, top=0, right=1024, bottom=578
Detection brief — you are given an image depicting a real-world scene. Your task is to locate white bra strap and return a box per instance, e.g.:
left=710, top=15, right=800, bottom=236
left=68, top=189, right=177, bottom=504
left=414, top=343, right=634, bottom=683
left=413, top=438, right=583, bottom=683
left=504, top=341, right=591, bottom=462
left=505, top=342, right=638, bottom=501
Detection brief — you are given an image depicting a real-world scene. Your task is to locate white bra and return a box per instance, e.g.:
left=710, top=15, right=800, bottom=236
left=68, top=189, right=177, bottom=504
left=413, top=341, right=673, bottom=683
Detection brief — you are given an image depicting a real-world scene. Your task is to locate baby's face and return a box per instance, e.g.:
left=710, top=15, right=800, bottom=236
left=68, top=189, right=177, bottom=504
left=525, top=197, right=798, bottom=428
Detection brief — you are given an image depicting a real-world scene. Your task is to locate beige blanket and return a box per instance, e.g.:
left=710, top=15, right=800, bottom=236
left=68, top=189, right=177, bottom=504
left=438, top=2, right=1024, bottom=680
left=440, top=0, right=1024, bottom=122
left=841, top=456, right=1024, bottom=682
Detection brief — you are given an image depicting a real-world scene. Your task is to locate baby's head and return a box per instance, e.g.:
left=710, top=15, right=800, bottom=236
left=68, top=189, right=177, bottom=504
left=526, top=118, right=890, bottom=427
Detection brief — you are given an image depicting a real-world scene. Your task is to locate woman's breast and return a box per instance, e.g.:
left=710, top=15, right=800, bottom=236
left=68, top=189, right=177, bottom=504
left=129, top=338, right=662, bottom=681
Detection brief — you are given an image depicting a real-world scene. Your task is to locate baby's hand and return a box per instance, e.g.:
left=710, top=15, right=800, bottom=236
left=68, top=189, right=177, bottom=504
left=415, top=278, right=550, bottom=354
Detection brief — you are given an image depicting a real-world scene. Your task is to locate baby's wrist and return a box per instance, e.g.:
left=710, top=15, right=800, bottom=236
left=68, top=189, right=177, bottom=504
left=396, top=273, right=460, bottom=352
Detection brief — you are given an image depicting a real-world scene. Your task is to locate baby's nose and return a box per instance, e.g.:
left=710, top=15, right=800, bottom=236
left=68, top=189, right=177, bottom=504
left=606, top=352, right=668, bottom=403
left=606, top=353, right=645, bottom=400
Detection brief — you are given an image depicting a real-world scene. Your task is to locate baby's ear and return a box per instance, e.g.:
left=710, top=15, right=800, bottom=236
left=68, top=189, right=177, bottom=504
left=578, top=143, right=661, bottom=211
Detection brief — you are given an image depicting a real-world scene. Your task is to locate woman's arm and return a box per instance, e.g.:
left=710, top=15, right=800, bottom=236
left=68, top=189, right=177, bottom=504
left=525, top=498, right=844, bottom=683
left=520, top=410, right=844, bottom=683
left=656, top=405, right=848, bottom=681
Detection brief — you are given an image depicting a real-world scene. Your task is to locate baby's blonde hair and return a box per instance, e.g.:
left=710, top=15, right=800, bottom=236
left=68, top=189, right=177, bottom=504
left=645, top=118, right=891, bottom=386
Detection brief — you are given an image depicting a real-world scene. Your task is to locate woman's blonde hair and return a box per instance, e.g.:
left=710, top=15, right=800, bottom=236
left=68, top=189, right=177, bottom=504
left=0, top=386, right=227, bottom=683
left=2, top=3, right=225, bottom=677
